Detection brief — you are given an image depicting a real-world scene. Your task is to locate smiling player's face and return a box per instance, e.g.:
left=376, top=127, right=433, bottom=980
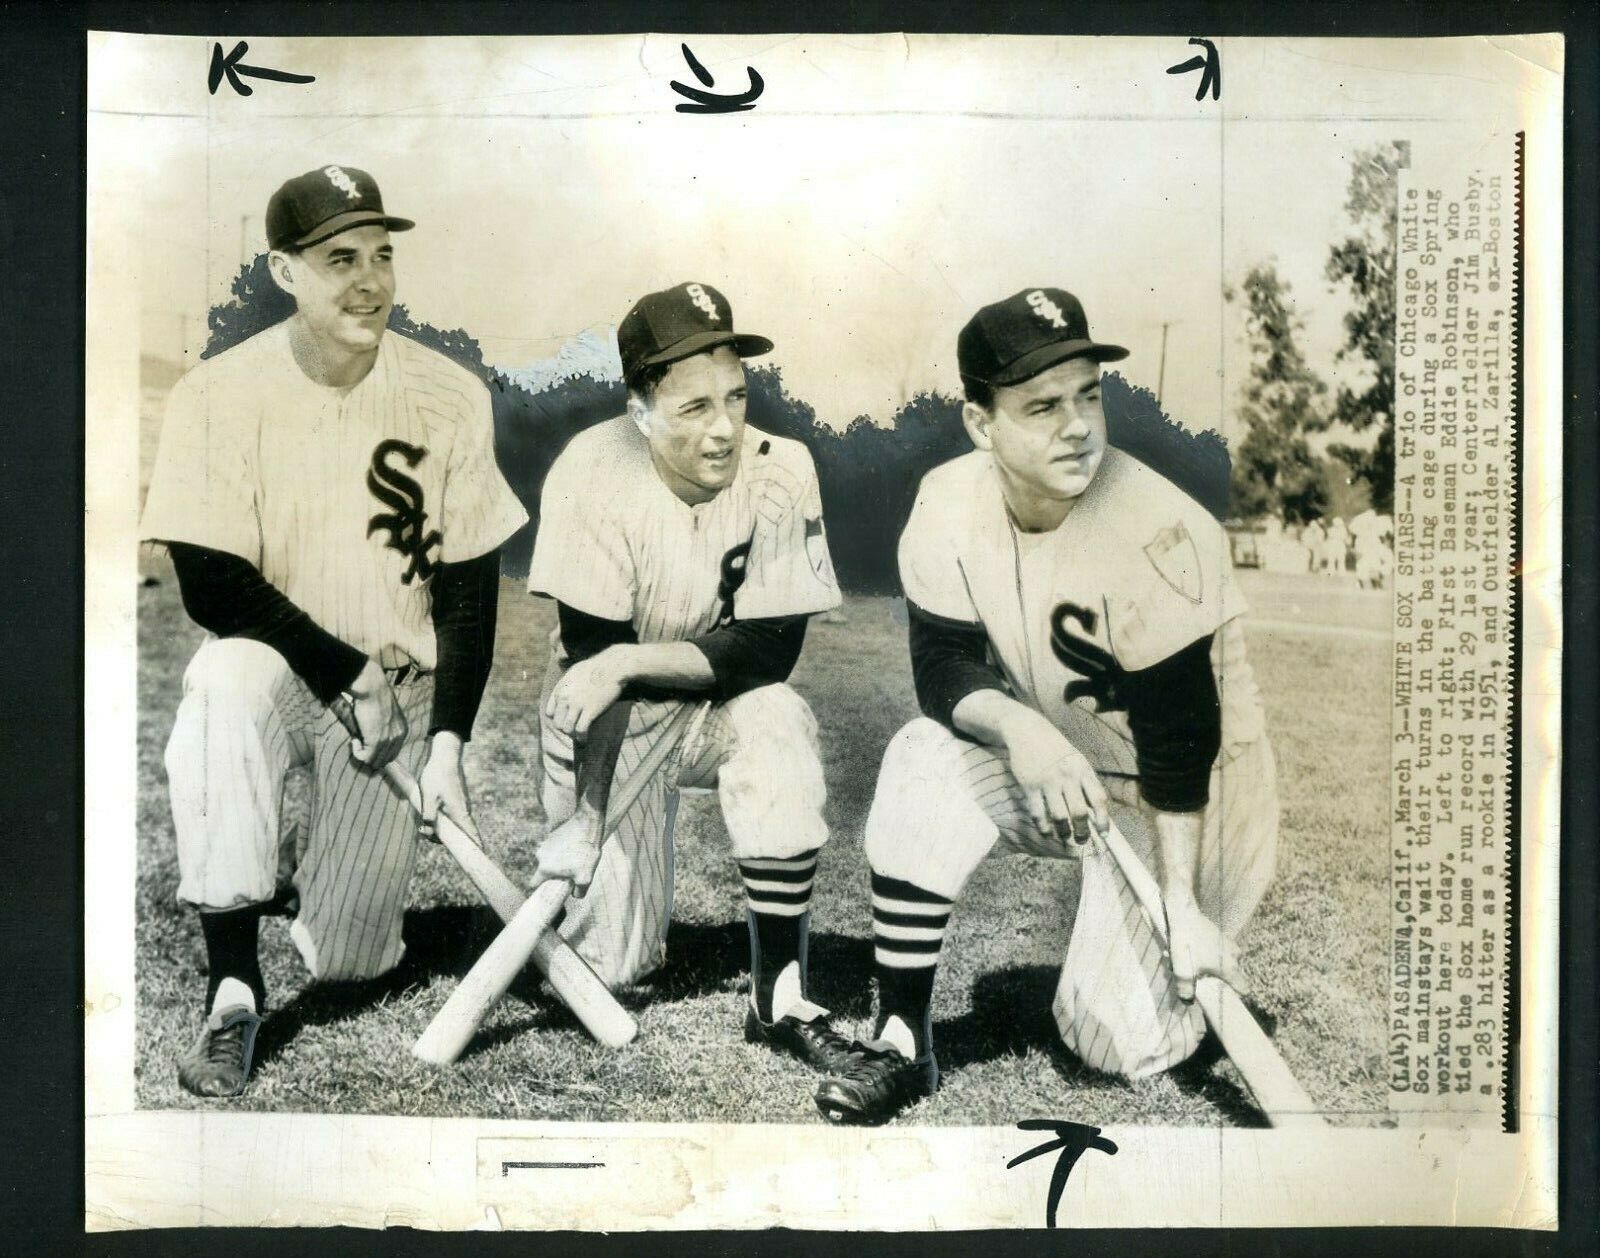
left=637, top=347, right=749, bottom=505
left=971, top=356, right=1107, bottom=509
left=280, top=225, right=396, bottom=356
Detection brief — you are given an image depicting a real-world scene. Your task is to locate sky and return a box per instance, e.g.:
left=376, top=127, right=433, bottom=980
left=90, top=33, right=1516, bottom=442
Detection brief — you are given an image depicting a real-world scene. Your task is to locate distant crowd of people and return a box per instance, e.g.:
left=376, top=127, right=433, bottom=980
left=1255, top=509, right=1394, bottom=588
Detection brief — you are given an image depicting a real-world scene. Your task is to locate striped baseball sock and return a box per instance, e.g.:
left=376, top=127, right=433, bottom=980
left=871, top=871, right=954, bottom=1059
left=740, top=848, right=820, bottom=1021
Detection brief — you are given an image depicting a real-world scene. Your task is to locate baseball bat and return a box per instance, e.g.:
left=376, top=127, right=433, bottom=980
left=1094, top=821, right=1328, bottom=1129
left=332, top=698, right=637, bottom=1049
left=413, top=701, right=707, bottom=1066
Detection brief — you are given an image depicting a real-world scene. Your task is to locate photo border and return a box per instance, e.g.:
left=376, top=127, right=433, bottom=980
left=0, top=0, right=1592, bottom=1251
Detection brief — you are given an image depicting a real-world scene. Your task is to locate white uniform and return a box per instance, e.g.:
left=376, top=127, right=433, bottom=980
left=1322, top=517, right=1351, bottom=576
left=1301, top=520, right=1326, bottom=573
left=1350, top=509, right=1393, bottom=588
left=143, top=322, right=528, bottom=980
left=530, top=416, right=840, bottom=987
left=866, top=447, right=1279, bottom=1079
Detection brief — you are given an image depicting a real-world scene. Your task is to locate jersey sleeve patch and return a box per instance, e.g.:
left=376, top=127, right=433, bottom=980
left=1142, top=520, right=1204, bottom=604
left=734, top=438, right=842, bottom=619
left=1109, top=512, right=1243, bottom=670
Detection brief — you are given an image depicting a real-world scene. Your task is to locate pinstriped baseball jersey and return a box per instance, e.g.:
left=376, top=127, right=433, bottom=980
left=899, top=446, right=1257, bottom=776
left=141, top=322, right=528, bottom=670
left=528, top=416, right=840, bottom=635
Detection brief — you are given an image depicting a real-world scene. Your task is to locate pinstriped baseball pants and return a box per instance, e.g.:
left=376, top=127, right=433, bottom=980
left=539, top=670, right=829, bottom=989
left=164, top=637, right=434, bottom=983
left=863, top=717, right=1279, bottom=1079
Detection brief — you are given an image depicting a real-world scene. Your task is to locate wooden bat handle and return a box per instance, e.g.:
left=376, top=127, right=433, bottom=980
left=1194, top=977, right=1326, bottom=1128
left=1094, top=822, right=1168, bottom=927
left=1094, top=821, right=1327, bottom=1128
left=409, top=700, right=710, bottom=1064
left=413, top=878, right=573, bottom=1065
left=330, top=697, right=636, bottom=1049
left=376, top=760, right=525, bottom=921
left=595, top=700, right=706, bottom=839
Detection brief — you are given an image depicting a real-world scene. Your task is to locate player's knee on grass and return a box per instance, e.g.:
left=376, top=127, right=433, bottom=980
left=1051, top=836, right=1208, bottom=1080
left=289, top=916, right=405, bottom=984
left=718, top=684, right=827, bottom=859
left=862, top=717, right=1001, bottom=902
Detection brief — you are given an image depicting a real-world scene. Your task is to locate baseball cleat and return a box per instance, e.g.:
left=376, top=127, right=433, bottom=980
left=814, top=1040, right=939, bottom=1126
left=177, top=1000, right=263, bottom=1099
left=743, top=1005, right=859, bottom=1074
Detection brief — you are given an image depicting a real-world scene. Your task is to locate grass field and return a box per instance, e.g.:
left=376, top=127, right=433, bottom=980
left=134, top=563, right=1392, bottom=1127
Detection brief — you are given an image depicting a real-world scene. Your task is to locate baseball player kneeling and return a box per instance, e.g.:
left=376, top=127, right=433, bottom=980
left=814, top=288, right=1280, bottom=1125
left=527, top=282, right=855, bottom=1073
left=141, top=167, right=528, bottom=1098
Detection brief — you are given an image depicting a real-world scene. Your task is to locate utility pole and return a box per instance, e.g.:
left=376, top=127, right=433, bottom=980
left=1156, top=320, right=1173, bottom=407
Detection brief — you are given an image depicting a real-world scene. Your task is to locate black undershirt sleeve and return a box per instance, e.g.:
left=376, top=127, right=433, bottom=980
left=907, top=601, right=1009, bottom=729
left=908, top=595, right=1220, bottom=812
left=167, top=542, right=366, bottom=704
left=557, top=601, right=639, bottom=664
left=428, top=549, right=502, bottom=740
left=556, top=602, right=808, bottom=702
left=1121, top=634, right=1222, bottom=814
left=689, top=616, right=808, bottom=699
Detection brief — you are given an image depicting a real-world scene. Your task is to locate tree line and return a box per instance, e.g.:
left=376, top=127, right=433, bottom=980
left=203, top=261, right=1230, bottom=594
left=195, top=142, right=1400, bottom=587
left=1228, top=142, right=1406, bottom=522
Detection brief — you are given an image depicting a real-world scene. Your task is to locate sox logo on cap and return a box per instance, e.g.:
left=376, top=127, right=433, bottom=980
left=686, top=283, right=721, bottom=322
left=324, top=165, right=362, bottom=202
left=1027, top=290, right=1069, bottom=329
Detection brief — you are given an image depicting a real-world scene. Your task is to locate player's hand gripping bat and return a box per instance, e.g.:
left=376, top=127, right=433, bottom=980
left=1093, top=819, right=1328, bottom=1128
left=412, top=700, right=709, bottom=1066
left=331, top=697, right=638, bottom=1050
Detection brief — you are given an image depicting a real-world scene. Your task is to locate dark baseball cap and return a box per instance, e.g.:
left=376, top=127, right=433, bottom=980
left=265, top=165, right=415, bottom=252
left=958, top=287, right=1128, bottom=387
left=617, top=282, right=774, bottom=382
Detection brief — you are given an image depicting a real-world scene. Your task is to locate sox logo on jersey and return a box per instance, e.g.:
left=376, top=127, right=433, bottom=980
left=1049, top=602, right=1130, bottom=711
left=367, top=438, right=443, bottom=585
left=715, top=536, right=755, bottom=628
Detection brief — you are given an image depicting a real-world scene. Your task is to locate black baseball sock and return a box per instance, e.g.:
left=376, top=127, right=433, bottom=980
left=876, top=965, right=939, bottom=1059
left=740, top=848, right=820, bottom=1021
left=870, top=871, right=954, bottom=1059
left=200, top=905, right=267, bottom=1015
